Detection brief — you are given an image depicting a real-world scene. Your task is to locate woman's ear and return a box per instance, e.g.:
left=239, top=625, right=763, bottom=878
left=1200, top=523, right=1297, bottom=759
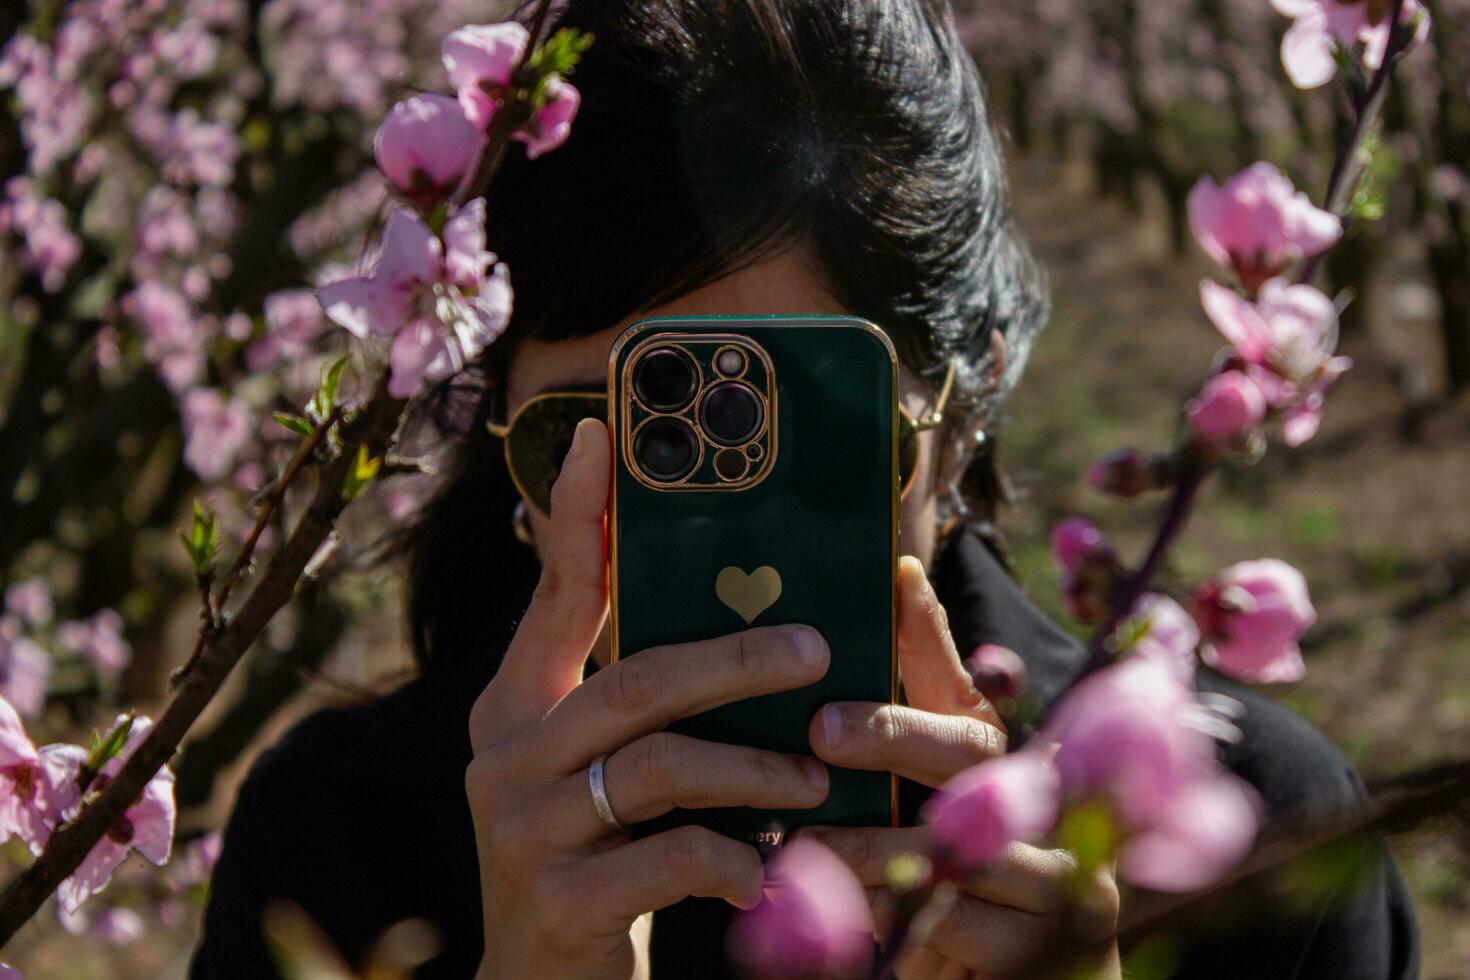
left=935, top=331, right=1008, bottom=494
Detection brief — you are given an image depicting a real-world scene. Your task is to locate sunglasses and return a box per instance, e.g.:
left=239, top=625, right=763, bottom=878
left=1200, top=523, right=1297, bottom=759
left=487, top=363, right=955, bottom=514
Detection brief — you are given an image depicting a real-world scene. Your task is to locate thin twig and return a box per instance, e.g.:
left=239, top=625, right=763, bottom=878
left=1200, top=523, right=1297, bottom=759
left=1297, top=0, right=1411, bottom=285
left=212, top=404, right=343, bottom=617
left=455, top=0, right=558, bottom=206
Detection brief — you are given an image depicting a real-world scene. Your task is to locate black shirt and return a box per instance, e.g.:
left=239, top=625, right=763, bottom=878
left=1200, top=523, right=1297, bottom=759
left=191, top=529, right=1419, bottom=978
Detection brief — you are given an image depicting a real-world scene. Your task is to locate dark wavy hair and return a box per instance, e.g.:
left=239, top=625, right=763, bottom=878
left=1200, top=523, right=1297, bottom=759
left=401, top=0, right=1048, bottom=671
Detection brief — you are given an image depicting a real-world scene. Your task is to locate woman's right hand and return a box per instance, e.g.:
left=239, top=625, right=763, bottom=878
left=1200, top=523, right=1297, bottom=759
left=467, top=418, right=833, bottom=980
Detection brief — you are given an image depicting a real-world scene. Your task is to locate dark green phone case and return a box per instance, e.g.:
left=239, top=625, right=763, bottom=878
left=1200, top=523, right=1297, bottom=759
left=608, top=315, right=898, bottom=844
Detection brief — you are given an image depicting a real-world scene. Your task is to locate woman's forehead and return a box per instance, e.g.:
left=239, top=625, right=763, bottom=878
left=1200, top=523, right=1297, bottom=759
left=504, top=244, right=927, bottom=412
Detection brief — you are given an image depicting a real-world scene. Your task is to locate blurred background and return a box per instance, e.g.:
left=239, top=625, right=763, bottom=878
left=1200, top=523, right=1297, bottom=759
left=0, top=0, right=1466, bottom=976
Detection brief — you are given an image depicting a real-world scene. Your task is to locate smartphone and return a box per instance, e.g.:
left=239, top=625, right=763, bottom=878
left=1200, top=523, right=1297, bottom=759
left=607, top=315, right=898, bottom=846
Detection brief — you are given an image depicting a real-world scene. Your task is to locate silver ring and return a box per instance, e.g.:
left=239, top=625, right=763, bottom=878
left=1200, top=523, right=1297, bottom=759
left=588, top=753, right=624, bottom=833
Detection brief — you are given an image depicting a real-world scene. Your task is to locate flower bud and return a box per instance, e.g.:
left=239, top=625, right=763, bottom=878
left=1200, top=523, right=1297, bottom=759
left=728, top=839, right=872, bottom=979
left=373, top=95, right=481, bottom=213
left=1086, top=448, right=1177, bottom=499
left=922, top=752, right=1060, bottom=877
left=1193, top=559, right=1314, bottom=683
left=1051, top=517, right=1121, bottom=625
left=1187, top=370, right=1266, bottom=450
left=964, top=643, right=1027, bottom=702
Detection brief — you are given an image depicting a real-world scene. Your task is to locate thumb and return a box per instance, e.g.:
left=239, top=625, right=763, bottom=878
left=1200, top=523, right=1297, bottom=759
left=472, top=418, right=610, bottom=747
left=896, top=555, right=1000, bottom=726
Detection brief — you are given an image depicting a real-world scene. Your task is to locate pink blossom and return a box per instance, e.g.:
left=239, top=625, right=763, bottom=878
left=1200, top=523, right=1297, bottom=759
left=373, top=94, right=481, bottom=212
left=136, top=186, right=200, bottom=259
left=247, top=290, right=327, bottom=372
left=1187, top=163, right=1341, bottom=290
left=317, top=200, right=512, bottom=399
left=519, top=78, right=580, bottom=160
left=0, top=696, right=81, bottom=853
left=1195, top=560, right=1315, bottom=683
left=0, top=617, right=52, bottom=718
left=1271, top=0, right=1430, bottom=89
left=729, top=838, right=873, bottom=979
left=59, top=904, right=146, bottom=944
left=1051, top=517, right=1120, bottom=624
left=1045, top=658, right=1209, bottom=823
left=1187, top=370, right=1266, bottom=448
left=1127, top=594, right=1200, bottom=684
left=1200, top=278, right=1350, bottom=445
left=1051, top=516, right=1111, bottom=575
left=56, top=715, right=177, bottom=914
left=180, top=388, right=252, bottom=481
left=4, top=578, right=53, bottom=627
left=964, top=643, right=1027, bottom=702
left=55, top=609, right=132, bottom=676
left=159, top=109, right=239, bottom=187
left=0, top=179, right=80, bottom=293
left=123, top=282, right=206, bottom=393
left=1041, top=658, right=1258, bottom=890
left=177, top=830, right=222, bottom=885
left=442, top=23, right=528, bottom=130
left=1118, top=774, right=1260, bottom=892
left=441, top=23, right=580, bottom=157
left=923, top=751, right=1060, bottom=873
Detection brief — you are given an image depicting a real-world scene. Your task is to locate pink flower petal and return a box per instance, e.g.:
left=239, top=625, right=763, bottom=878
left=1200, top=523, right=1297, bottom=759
left=316, top=276, right=408, bottom=340
left=515, top=79, right=580, bottom=159
left=377, top=209, right=441, bottom=286
left=0, top=697, right=37, bottom=768
left=923, top=751, right=1060, bottom=871
left=729, top=839, right=873, bottom=979
left=1200, top=280, right=1272, bottom=363
left=1280, top=6, right=1340, bottom=89
left=1117, top=775, right=1260, bottom=891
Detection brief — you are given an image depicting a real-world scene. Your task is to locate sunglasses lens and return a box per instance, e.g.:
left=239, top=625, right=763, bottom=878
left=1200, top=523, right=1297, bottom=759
left=506, top=397, right=607, bottom=513
left=898, top=416, right=919, bottom=497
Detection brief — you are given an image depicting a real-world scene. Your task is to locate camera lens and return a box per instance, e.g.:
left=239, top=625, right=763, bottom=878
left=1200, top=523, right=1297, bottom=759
left=633, top=348, right=698, bottom=412
left=699, top=382, right=764, bottom=447
left=634, top=417, right=699, bottom=482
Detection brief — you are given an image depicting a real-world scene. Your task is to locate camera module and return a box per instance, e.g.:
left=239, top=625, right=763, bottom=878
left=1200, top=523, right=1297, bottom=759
left=699, top=381, right=764, bottom=447
left=633, top=417, right=700, bottom=482
left=632, top=347, right=699, bottom=412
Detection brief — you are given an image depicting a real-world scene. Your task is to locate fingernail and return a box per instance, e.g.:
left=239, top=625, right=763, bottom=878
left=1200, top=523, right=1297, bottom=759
left=566, top=419, right=590, bottom=459
left=801, top=756, right=829, bottom=791
left=780, top=624, right=824, bottom=667
left=821, top=704, right=844, bottom=751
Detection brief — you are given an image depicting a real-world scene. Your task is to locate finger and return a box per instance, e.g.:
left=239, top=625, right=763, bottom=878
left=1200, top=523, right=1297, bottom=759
left=473, top=418, right=610, bottom=745
left=534, top=624, right=829, bottom=772
left=897, top=556, right=1000, bottom=728
left=895, top=945, right=947, bottom=980
left=538, top=733, right=830, bottom=847
left=809, top=702, right=1003, bottom=787
left=570, top=825, right=766, bottom=929
left=913, top=894, right=1054, bottom=977
left=799, top=829, right=1079, bottom=916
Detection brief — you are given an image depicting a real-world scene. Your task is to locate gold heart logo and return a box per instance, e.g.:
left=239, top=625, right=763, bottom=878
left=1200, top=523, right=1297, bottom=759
left=716, top=566, right=783, bottom=624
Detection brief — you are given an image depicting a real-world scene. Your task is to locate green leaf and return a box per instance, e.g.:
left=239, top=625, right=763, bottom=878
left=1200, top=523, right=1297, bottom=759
left=273, top=412, right=314, bottom=437
left=525, top=28, right=595, bottom=107
left=85, top=714, right=136, bottom=774
left=308, top=356, right=349, bottom=423
left=179, top=499, right=222, bottom=577
left=1055, top=800, right=1119, bottom=881
left=340, top=444, right=381, bottom=501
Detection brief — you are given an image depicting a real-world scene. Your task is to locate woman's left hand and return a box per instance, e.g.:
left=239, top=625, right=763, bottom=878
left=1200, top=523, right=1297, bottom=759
left=801, top=557, right=1120, bottom=979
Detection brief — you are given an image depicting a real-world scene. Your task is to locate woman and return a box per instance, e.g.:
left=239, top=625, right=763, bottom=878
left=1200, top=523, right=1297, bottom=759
left=193, top=1, right=1419, bottom=977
